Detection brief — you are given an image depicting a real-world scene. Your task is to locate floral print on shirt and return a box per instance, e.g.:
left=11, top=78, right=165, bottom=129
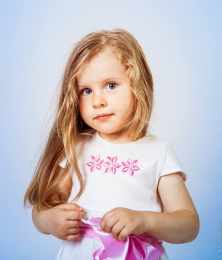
left=86, top=155, right=104, bottom=172
left=122, top=158, right=140, bottom=176
left=86, top=156, right=140, bottom=176
left=103, top=156, right=121, bottom=174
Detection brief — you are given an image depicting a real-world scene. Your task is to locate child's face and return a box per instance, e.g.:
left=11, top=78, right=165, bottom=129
left=77, top=49, right=135, bottom=141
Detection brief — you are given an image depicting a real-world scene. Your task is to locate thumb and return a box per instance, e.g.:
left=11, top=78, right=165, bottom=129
left=58, top=203, right=84, bottom=211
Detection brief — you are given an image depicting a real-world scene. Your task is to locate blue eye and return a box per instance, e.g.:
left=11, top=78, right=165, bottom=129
left=82, top=88, right=92, bottom=95
left=106, top=82, right=117, bottom=90
left=80, top=82, right=117, bottom=95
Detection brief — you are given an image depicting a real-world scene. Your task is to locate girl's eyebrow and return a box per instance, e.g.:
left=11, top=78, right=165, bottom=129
left=78, top=77, right=122, bottom=88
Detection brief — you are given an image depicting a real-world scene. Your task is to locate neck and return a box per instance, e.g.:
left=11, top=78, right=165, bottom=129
left=98, top=130, right=133, bottom=144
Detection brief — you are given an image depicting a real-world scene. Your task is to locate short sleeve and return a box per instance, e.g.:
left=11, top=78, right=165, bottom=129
left=59, top=157, right=68, bottom=168
left=58, top=157, right=74, bottom=176
left=160, top=142, right=188, bottom=182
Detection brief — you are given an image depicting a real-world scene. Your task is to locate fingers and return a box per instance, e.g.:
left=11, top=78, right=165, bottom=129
left=58, top=203, right=85, bottom=221
left=101, top=209, right=115, bottom=223
left=66, top=227, right=79, bottom=235
left=101, top=214, right=127, bottom=241
left=100, top=211, right=115, bottom=231
left=109, top=220, right=125, bottom=240
left=101, top=214, right=119, bottom=233
left=67, top=219, right=82, bottom=228
left=58, top=203, right=84, bottom=212
left=118, top=227, right=129, bottom=242
left=60, top=220, right=82, bottom=241
left=65, top=220, right=83, bottom=241
left=58, top=220, right=82, bottom=241
left=66, top=210, right=85, bottom=221
left=66, top=233, right=80, bottom=242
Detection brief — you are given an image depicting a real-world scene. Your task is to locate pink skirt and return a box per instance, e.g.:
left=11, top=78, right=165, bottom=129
left=55, top=208, right=169, bottom=260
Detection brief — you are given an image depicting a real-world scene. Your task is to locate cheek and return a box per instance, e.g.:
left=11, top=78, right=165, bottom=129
left=117, top=93, right=134, bottom=116
left=79, top=100, right=89, bottom=119
left=79, top=97, right=90, bottom=110
left=111, top=88, right=133, bottom=106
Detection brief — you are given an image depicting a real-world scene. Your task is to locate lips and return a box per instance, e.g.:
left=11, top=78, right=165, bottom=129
left=95, top=113, right=113, bottom=119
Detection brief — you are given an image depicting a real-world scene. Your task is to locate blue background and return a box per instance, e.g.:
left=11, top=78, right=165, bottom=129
left=0, top=0, right=221, bottom=259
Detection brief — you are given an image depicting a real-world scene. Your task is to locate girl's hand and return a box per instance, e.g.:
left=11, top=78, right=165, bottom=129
left=34, top=203, right=85, bottom=241
left=100, top=207, right=148, bottom=241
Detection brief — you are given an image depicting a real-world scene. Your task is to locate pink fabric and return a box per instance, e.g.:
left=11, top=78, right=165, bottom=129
left=79, top=216, right=163, bottom=260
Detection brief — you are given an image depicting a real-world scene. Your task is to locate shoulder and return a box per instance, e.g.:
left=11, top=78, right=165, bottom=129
left=138, top=133, right=169, bottom=143
left=137, top=133, right=170, bottom=152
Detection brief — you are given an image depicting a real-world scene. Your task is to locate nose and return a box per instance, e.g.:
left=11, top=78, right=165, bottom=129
left=92, top=90, right=107, bottom=108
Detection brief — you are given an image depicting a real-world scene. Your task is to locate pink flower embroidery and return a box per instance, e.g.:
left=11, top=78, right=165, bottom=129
left=103, top=156, right=121, bottom=174
left=86, top=156, right=104, bottom=172
left=122, top=158, right=140, bottom=176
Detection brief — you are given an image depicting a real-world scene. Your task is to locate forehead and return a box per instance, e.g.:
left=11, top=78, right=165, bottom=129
left=77, top=50, right=126, bottom=86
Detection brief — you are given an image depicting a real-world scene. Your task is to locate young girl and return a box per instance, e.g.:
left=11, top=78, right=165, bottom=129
left=24, top=28, right=199, bottom=260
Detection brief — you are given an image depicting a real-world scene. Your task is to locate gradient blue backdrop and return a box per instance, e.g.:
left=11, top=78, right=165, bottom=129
left=1, top=0, right=221, bottom=259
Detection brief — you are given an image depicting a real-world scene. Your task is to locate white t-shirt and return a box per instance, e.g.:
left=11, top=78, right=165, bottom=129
left=59, top=130, right=187, bottom=213
left=56, top=131, right=187, bottom=260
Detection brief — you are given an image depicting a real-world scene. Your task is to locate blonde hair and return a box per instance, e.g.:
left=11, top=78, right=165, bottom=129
left=24, top=28, right=154, bottom=210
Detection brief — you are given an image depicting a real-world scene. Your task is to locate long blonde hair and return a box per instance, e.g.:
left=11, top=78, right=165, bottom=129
left=24, top=28, right=154, bottom=210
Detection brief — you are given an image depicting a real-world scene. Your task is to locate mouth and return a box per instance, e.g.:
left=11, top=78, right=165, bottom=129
left=95, top=114, right=113, bottom=121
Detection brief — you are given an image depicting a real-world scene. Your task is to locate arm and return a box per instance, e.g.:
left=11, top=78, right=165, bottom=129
left=32, top=166, right=72, bottom=234
left=32, top=206, right=50, bottom=234
left=100, top=172, right=199, bottom=244
left=32, top=166, right=85, bottom=241
left=143, top=172, right=200, bottom=244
